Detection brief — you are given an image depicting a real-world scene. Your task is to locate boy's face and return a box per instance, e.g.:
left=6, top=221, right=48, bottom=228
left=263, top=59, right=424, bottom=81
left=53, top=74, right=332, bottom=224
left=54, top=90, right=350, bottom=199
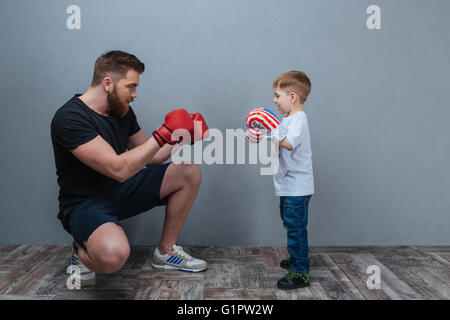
left=273, top=87, right=295, bottom=115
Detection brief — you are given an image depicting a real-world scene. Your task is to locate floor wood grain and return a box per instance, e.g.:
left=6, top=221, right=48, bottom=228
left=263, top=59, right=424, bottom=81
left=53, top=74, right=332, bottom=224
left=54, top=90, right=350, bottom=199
left=0, top=244, right=448, bottom=300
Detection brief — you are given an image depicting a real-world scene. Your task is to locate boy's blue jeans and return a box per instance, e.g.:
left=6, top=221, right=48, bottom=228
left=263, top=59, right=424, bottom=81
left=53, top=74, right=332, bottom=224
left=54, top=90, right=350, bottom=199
left=279, top=195, right=312, bottom=274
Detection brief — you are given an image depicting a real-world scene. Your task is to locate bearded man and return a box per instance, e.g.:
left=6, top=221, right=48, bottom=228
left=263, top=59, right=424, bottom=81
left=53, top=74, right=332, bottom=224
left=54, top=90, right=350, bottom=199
left=51, top=51, right=208, bottom=286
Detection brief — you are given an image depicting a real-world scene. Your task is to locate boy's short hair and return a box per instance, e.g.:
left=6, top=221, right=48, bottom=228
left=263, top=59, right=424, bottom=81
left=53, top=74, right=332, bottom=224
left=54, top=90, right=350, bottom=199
left=273, top=71, right=311, bottom=104
left=91, top=50, right=145, bottom=87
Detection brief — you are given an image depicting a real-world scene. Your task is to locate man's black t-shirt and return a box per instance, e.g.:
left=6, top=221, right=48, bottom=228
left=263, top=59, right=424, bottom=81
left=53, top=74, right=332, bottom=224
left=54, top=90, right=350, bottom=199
left=51, top=94, right=141, bottom=217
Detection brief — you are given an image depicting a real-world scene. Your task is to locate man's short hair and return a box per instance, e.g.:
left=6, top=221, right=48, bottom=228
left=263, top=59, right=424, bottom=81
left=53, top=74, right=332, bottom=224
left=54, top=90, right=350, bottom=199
left=273, top=71, right=311, bottom=104
left=91, top=50, right=145, bottom=87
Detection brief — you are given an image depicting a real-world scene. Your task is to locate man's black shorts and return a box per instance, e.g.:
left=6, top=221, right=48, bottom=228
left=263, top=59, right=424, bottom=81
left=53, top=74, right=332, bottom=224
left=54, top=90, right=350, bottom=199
left=59, top=163, right=171, bottom=249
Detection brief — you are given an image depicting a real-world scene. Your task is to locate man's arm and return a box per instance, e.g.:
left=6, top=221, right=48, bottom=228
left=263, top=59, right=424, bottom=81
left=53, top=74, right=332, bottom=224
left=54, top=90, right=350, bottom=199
left=71, top=109, right=198, bottom=182
left=72, top=134, right=160, bottom=183
left=128, top=130, right=176, bottom=164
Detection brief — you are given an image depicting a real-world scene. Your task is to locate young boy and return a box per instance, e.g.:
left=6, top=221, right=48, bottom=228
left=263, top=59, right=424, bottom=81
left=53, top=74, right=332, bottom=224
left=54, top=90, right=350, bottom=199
left=272, top=71, right=314, bottom=290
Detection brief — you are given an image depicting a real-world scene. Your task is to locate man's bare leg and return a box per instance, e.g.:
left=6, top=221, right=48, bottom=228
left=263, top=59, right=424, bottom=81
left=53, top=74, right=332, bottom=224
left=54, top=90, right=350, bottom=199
left=75, top=222, right=130, bottom=274
left=158, top=163, right=201, bottom=254
left=75, top=162, right=200, bottom=271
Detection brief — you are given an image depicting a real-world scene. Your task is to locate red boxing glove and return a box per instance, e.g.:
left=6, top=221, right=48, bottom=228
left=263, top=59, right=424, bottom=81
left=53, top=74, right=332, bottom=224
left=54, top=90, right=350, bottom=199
left=189, top=112, right=209, bottom=143
left=153, top=109, right=194, bottom=147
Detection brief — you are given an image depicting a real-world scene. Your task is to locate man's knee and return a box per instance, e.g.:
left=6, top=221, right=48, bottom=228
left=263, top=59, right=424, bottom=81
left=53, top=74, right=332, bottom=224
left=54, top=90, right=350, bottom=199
left=171, top=162, right=202, bottom=186
left=177, top=163, right=201, bottom=187
left=95, top=243, right=130, bottom=274
left=85, top=225, right=131, bottom=274
left=161, top=163, right=201, bottom=199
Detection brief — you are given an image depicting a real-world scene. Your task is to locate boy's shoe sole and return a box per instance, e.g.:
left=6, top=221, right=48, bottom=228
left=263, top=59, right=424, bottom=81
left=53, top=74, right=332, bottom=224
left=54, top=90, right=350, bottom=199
left=277, top=281, right=310, bottom=290
left=277, top=270, right=310, bottom=290
left=151, top=262, right=206, bottom=273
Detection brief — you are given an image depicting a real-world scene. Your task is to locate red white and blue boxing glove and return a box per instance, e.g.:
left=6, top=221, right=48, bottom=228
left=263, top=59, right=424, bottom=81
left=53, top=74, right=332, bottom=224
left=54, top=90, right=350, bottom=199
left=245, top=107, right=280, bottom=143
left=246, top=107, right=280, bottom=131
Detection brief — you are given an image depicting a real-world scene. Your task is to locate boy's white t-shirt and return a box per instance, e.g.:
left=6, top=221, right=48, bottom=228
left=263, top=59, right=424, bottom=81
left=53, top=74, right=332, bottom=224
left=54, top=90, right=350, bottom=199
left=273, top=111, right=315, bottom=196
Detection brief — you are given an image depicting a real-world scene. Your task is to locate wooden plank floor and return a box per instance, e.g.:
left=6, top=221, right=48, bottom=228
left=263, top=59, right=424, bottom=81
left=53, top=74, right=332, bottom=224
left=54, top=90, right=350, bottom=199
left=0, top=244, right=448, bottom=300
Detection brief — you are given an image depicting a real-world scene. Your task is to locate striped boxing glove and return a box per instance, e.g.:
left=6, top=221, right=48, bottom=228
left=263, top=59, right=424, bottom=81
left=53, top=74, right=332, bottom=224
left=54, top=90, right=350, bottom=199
left=245, top=108, right=280, bottom=143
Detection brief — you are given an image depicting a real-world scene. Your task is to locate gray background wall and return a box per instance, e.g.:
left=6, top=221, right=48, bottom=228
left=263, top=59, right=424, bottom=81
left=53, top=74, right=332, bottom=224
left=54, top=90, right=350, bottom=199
left=1, top=0, right=449, bottom=246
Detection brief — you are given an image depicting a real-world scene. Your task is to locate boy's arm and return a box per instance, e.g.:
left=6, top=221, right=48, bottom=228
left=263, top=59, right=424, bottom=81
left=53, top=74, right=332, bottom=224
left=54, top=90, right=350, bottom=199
left=269, top=123, right=293, bottom=151
left=279, top=137, right=293, bottom=151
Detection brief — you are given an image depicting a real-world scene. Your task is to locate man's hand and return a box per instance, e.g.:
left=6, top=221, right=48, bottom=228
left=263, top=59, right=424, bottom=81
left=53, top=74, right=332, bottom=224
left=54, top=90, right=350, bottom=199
left=189, top=112, right=209, bottom=143
left=152, top=109, right=194, bottom=147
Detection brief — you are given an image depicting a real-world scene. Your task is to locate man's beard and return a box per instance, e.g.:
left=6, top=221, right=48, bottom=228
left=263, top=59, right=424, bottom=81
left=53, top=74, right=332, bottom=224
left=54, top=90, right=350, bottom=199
left=107, top=86, right=129, bottom=117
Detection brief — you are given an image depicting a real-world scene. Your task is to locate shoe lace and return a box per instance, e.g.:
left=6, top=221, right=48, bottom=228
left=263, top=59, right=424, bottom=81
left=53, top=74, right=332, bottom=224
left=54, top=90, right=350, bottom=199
left=286, top=270, right=310, bottom=282
left=173, top=245, right=192, bottom=259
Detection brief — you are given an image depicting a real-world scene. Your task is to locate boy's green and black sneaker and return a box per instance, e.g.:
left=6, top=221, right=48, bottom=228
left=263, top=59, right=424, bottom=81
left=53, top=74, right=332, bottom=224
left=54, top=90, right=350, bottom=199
left=280, top=256, right=291, bottom=269
left=277, top=270, right=310, bottom=290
